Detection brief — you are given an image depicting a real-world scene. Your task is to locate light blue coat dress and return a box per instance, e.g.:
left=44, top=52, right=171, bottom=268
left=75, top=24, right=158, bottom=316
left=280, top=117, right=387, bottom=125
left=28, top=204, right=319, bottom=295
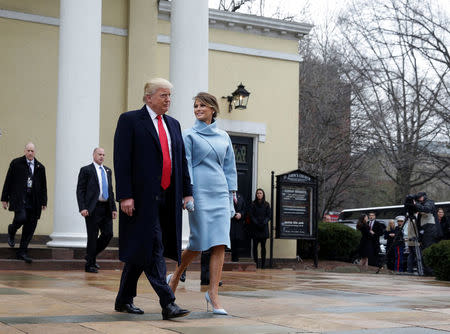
left=183, top=120, right=238, bottom=251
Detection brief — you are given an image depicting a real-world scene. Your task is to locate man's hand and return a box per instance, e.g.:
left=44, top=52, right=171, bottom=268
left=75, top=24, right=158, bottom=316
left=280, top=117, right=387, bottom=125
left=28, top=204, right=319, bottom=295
left=183, top=196, right=194, bottom=210
left=112, top=211, right=118, bottom=219
left=42, top=206, right=47, bottom=211
left=2, top=201, right=8, bottom=210
left=370, top=230, right=375, bottom=234
left=235, top=212, right=242, bottom=220
left=80, top=209, right=89, bottom=217
left=121, top=198, right=135, bottom=216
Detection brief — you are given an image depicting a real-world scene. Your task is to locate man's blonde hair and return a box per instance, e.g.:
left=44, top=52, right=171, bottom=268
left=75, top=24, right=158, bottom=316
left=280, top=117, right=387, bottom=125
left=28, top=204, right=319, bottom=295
left=143, top=78, right=173, bottom=102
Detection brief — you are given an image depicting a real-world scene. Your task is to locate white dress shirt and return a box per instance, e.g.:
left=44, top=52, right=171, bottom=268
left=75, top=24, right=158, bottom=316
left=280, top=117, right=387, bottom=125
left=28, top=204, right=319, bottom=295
left=27, top=159, right=35, bottom=174
left=93, top=161, right=108, bottom=201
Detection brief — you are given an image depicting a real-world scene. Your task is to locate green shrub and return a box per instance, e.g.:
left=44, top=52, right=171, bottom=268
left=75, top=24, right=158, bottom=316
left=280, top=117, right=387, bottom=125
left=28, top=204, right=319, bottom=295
left=318, top=222, right=360, bottom=261
left=423, top=240, right=450, bottom=281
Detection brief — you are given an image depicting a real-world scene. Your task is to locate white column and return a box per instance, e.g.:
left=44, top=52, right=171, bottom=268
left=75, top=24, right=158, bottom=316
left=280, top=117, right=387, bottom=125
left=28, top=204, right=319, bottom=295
left=169, top=0, right=209, bottom=248
left=47, top=0, right=102, bottom=247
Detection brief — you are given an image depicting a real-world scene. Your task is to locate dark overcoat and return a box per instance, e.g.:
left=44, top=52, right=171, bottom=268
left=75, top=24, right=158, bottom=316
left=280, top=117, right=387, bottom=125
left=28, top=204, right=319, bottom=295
left=1, top=156, right=47, bottom=218
left=113, top=106, right=192, bottom=265
left=230, top=193, right=246, bottom=241
left=248, top=201, right=271, bottom=239
left=76, top=163, right=117, bottom=215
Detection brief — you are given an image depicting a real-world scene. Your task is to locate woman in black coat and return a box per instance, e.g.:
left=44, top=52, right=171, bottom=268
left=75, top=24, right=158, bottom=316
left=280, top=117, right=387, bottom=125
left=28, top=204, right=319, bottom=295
left=356, top=214, right=373, bottom=271
left=249, top=188, right=271, bottom=269
left=438, top=208, right=449, bottom=240
left=383, top=220, right=396, bottom=270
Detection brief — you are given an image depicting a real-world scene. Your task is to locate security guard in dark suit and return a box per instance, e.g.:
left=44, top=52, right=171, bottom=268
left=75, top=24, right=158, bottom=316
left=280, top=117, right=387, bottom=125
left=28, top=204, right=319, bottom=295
left=1, top=142, right=47, bottom=263
left=76, top=147, right=117, bottom=273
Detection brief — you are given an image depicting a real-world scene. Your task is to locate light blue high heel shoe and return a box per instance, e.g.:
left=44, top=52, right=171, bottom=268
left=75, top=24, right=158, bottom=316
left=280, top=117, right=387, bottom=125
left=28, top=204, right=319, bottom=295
left=205, top=291, right=227, bottom=315
left=166, top=273, right=173, bottom=285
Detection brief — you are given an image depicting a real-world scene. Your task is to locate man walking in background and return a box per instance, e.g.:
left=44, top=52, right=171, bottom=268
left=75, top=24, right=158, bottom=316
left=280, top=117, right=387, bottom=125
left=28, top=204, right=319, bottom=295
left=1, top=142, right=47, bottom=263
left=76, top=147, right=117, bottom=273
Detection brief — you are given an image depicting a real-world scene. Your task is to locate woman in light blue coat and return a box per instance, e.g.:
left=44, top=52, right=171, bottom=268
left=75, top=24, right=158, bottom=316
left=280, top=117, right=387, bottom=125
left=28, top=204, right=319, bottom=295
left=167, top=92, right=237, bottom=315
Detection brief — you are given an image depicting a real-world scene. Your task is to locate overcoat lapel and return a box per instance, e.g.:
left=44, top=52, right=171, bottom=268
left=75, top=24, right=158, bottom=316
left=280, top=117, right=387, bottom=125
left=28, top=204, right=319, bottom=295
left=140, top=106, right=162, bottom=154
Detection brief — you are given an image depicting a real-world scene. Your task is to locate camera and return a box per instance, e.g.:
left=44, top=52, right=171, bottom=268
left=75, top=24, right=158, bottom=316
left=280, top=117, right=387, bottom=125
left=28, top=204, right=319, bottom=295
left=404, top=194, right=418, bottom=216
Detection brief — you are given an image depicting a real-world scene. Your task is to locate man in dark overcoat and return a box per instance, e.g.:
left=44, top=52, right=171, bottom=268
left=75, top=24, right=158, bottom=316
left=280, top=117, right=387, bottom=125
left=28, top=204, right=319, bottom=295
left=76, top=147, right=117, bottom=273
left=113, top=78, right=193, bottom=320
left=1, top=142, right=47, bottom=263
left=368, top=211, right=385, bottom=267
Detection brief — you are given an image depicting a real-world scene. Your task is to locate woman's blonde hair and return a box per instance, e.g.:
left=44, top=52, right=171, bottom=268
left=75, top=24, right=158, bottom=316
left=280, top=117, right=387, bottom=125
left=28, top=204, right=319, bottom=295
left=387, top=220, right=395, bottom=231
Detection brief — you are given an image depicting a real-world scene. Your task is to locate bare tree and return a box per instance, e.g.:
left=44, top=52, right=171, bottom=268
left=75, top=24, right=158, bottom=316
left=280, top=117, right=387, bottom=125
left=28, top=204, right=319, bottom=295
left=338, top=0, right=450, bottom=202
left=298, top=35, right=367, bottom=215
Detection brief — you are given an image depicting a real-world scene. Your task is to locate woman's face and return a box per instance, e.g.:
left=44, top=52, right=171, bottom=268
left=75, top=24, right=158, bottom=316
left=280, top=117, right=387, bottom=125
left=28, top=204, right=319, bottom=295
left=256, top=190, right=264, bottom=201
left=363, top=215, right=368, bottom=222
left=438, top=209, right=444, bottom=219
left=194, top=99, right=214, bottom=124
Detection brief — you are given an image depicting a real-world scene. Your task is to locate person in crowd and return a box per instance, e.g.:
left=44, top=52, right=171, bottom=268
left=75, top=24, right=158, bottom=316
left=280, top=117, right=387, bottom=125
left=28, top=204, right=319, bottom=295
left=406, top=214, right=419, bottom=274
left=415, top=192, right=440, bottom=275
left=384, top=220, right=396, bottom=270
left=437, top=208, right=449, bottom=240
left=415, top=192, right=441, bottom=248
left=167, top=92, right=237, bottom=316
left=230, top=192, right=246, bottom=262
left=356, top=214, right=372, bottom=271
left=113, top=78, right=192, bottom=320
left=1, top=142, right=47, bottom=263
left=367, top=211, right=385, bottom=266
left=249, top=188, right=271, bottom=269
left=76, top=147, right=117, bottom=273
left=393, top=216, right=406, bottom=272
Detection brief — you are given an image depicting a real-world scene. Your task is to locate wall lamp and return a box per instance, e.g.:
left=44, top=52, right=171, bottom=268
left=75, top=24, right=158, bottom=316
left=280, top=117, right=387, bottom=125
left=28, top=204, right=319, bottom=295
left=223, top=83, right=250, bottom=113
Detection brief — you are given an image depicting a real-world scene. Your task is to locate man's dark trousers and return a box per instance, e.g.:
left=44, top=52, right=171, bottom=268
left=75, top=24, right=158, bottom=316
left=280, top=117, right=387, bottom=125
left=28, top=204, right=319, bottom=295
left=115, top=188, right=175, bottom=308
left=85, top=201, right=113, bottom=266
left=9, top=208, right=38, bottom=256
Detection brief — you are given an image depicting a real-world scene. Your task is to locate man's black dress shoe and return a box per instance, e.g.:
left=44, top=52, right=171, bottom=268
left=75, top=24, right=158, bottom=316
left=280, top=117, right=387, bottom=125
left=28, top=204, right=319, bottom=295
left=94, top=263, right=100, bottom=269
left=115, top=303, right=144, bottom=314
left=85, top=266, right=98, bottom=273
left=7, top=234, right=15, bottom=248
left=17, top=253, right=32, bottom=263
left=161, top=302, right=190, bottom=320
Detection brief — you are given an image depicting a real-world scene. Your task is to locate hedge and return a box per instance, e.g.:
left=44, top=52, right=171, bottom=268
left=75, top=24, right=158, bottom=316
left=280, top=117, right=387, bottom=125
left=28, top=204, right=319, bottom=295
left=318, top=222, right=360, bottom=262
left=423, top=240, right=450, bottom=281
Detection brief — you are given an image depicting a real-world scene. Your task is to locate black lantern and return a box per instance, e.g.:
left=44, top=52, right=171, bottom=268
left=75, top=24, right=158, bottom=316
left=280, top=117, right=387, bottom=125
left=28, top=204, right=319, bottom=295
left=225, top=83, right=250, bottom=112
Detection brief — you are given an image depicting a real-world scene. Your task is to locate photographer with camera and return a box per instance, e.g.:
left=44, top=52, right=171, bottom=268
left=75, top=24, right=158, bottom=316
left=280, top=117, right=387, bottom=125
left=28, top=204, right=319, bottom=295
left=414, top=192, right=442, bottom=249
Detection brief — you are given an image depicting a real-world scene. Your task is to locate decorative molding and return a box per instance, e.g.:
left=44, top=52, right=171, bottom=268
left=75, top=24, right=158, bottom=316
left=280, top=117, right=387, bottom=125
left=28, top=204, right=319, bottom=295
left=157, top=34, right=302, bottom=62
left=158, top=0, right=313, bottom=41
left=0, top=9, right=128, bottom=36
left=216, top=119, right=266, bottom=142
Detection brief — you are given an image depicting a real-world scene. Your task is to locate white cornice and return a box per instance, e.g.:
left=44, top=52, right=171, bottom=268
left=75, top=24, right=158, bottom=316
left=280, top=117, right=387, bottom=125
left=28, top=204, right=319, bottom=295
left=158, top=1, right=313, bottom=40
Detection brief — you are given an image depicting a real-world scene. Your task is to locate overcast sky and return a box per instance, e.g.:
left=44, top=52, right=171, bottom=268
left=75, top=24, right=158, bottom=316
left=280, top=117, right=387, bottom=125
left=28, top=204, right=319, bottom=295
left=208, top=0, right=351, bottom=26
left=208, top=0, right=449, bottom=28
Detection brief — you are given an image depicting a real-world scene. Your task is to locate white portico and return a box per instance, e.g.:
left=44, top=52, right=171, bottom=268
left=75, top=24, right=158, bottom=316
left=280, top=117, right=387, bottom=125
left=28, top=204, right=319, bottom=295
left=47, top=0, right=210, bottom=247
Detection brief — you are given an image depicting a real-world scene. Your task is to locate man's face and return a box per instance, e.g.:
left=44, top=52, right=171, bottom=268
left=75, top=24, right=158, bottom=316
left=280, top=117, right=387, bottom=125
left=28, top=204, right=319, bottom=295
left=417, top=196, right=424, bottom=202
left=397, top=220, right=404, bottom=227
left=93, top=148, right=105, bottom=165
left=369, top=213, right=376, bottom=221
left=146, top=88, right=171, bottom=115
left=24, top=144, right=35, bottom=160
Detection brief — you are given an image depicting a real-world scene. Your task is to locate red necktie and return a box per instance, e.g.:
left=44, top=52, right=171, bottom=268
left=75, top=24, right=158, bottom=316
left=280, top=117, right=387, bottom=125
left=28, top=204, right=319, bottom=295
left=157, top=115, right=171, bottom=189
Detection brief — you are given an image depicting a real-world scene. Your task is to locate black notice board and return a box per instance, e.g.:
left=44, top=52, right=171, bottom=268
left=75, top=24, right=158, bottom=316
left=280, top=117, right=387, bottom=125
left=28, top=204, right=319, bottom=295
left=275, top=170, right=318, bottom=239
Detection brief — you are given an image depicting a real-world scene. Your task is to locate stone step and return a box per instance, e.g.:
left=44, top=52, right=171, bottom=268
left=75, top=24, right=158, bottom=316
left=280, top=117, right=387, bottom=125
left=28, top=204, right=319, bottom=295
left=0, top=244, right=256, bottom=271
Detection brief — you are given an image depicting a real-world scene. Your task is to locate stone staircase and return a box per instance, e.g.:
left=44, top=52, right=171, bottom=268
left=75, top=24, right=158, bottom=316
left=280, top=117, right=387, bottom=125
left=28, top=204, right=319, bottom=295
left=0, top=242, right=256, bottom=271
